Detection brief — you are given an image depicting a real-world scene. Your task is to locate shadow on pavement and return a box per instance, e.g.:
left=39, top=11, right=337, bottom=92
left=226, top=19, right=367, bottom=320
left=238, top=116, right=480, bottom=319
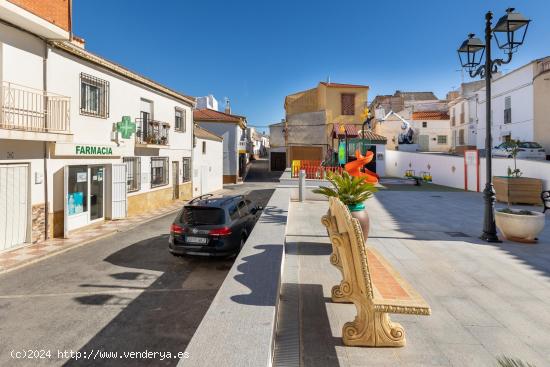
left=64, top=235, right=232, bottom=367
left=230, top=244, right=283, bottom=306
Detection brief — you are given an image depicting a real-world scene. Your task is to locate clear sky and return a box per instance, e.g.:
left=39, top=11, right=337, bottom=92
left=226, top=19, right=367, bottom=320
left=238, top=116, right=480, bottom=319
left=73, top=0, right=550, bottom=132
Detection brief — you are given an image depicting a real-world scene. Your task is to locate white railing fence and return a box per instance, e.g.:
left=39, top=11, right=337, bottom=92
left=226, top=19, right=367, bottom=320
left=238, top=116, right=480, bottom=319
left=0, top=82, right=70, bottom=133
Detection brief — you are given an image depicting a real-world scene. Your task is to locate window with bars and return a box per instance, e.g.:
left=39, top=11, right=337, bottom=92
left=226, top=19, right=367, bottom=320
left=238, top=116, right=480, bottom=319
left=341, top=93, right=355, bottom=115
left=182, top=157, right=191, bottom=182
left=151, top=157, right=169, bottom=188
left=422, top=121, right=427, bottom=128
left=80, top=73, right=109, bottom=118
left=202, top=141, right=206, bottom=154
left=123, top=157, right=141, bottom=192
left=504, top=96, right=512, bottom=124
left=175, top=108, right=186, bottom=132
left=437, top=135, right=448, bottom=144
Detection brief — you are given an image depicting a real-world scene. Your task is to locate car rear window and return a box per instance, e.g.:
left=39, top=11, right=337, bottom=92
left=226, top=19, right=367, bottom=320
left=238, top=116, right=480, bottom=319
left=180, top=207, right=225, bottom=225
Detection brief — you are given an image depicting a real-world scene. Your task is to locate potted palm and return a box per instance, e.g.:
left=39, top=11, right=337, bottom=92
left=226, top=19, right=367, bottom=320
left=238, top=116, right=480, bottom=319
left=313, top=171, right=377, bottom=241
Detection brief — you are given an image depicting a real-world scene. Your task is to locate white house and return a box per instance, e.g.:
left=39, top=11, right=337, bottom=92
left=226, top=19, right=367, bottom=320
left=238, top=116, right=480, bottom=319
left=194, top=106, right=248, bottom=183
left=0, top=4, right=194, bottom=250
left=448, top=79, right=485, bottom=154
left=475, top=57, right=550, bottom=158
left=192, top=126, right=223, bottom=196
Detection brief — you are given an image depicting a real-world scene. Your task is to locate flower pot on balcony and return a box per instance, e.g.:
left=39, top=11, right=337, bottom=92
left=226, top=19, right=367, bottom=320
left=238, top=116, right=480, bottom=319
left=495, top=209, right=545, bottom=244
left=493, top=176, right=543, bottom=205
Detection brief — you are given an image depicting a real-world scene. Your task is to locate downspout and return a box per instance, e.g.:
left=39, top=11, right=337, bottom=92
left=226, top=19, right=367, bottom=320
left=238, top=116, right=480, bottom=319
left=43, top=42, right=49, bottom=240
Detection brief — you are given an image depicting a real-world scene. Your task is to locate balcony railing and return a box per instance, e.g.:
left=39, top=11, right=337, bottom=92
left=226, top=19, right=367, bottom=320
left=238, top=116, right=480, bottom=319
left=135, top=118, right=170, bottom=146
left=0, top=82, right=70, bottom=133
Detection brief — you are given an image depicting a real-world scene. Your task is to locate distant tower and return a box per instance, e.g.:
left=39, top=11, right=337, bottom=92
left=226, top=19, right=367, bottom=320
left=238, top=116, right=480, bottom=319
left=225, top=98, right=231, bottom=114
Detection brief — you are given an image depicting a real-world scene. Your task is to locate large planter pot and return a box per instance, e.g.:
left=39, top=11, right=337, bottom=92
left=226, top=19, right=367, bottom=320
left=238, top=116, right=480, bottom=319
left=493, top=176, right=543, bottom=205
left=348, top=203, right=369, bottom=244
left=495, top=210, right=546, bottom=243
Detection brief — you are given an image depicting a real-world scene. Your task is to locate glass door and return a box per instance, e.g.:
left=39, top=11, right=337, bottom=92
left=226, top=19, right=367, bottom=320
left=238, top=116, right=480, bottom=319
left=90, top=166, right=104, bottom=221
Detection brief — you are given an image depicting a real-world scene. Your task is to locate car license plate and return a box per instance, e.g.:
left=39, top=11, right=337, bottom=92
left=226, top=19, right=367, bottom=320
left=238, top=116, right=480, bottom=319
left=186, top=236, right=208, bottom=244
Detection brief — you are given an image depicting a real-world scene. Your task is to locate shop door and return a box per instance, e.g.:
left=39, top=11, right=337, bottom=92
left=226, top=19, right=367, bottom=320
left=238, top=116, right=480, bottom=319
left=172, top=161, right=180, bottom=199
left=90, top=167, right=104, bottom=221
left=109, top=164, right=127, bottom=219
left=270, top=152, right=286, bottom=171
left=0, top=164, right=28, bottom=250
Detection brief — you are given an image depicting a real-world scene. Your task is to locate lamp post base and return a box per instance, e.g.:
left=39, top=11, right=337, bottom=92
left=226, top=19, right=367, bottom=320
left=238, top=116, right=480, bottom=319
left=480, top=232, right=502, bottom=243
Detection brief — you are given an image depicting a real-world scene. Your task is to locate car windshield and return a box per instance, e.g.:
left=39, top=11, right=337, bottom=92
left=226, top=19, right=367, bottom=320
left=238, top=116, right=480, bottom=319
left=519, top=142, right=542, bottom=149
left=180, top=207, right=225, bottom=225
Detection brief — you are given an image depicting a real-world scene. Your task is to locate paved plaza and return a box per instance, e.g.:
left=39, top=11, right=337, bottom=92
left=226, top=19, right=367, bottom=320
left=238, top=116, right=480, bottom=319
left=275, top=190, right=550, bottom=366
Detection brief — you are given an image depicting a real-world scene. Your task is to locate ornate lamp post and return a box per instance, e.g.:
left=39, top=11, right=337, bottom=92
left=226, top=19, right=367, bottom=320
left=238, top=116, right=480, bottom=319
left=457, top=8, right=530, bottom=242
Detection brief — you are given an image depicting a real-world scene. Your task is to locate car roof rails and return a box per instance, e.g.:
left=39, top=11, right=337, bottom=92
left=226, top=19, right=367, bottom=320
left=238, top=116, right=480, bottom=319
left=189, top=193, right=214, bottom=204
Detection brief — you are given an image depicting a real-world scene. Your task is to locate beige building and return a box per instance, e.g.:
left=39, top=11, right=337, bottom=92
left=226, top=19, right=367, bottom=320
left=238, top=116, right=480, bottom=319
left=281, top=81, right=370, bottom=164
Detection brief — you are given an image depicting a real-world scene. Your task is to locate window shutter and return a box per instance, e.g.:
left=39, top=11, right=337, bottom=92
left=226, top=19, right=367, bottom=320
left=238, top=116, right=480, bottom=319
left=341, top=94, right=355, bottom=115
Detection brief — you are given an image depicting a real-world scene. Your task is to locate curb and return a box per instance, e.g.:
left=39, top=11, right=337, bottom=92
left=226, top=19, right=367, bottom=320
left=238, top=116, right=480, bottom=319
left=0, top=207, right=182, bottom=276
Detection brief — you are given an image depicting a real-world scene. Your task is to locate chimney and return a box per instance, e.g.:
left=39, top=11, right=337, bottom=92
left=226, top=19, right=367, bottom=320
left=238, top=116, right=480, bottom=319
left=225, top=98, right=231, bottom=114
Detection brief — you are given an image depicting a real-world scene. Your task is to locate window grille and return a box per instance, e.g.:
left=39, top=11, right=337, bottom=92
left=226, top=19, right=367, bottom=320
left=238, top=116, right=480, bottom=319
left=151, top=157, right=169, bottom=187
left=80, top=73, right=109, bottom=118
left=182, top=157, right=191, bottom=182
left=123, top=157, right=141, bottom=192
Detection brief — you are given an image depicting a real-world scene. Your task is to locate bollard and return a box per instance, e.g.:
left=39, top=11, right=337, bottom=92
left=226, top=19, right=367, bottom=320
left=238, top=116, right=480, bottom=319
left=299, top=169, right=306, bottom=202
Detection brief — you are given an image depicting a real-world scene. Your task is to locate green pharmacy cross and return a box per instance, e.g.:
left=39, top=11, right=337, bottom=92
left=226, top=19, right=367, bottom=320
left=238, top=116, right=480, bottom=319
left=116, top=116, right=136, bottom=139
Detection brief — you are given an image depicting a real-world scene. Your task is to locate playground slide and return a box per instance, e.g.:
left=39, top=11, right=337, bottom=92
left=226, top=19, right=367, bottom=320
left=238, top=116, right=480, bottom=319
left=344, top=150, right=379, bottom=184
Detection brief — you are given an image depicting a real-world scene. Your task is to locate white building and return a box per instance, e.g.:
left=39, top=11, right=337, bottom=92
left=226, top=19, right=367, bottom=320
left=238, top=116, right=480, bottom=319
left=194, top=107, right=248, bottom=183
left=475, top=57, right=550, bottom=158
left=0, top=4, right=194, bottom=250
left=448, top=80, right=485, bottom=154
left=196, top=94, right=219, bottom=111
left=192, top=126, right=223, bottom=196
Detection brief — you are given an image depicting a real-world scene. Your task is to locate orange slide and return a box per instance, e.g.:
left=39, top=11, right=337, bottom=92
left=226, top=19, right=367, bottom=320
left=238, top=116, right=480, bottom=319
left=344, top=150, right=379, bottom=184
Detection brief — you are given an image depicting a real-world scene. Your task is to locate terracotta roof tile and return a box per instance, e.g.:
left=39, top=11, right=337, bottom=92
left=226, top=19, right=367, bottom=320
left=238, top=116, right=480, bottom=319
left=412, top=111, right=450, bottom=120
left=193, top=109, right=245, bottom=123
left=194, top=126, right=223, bottom=142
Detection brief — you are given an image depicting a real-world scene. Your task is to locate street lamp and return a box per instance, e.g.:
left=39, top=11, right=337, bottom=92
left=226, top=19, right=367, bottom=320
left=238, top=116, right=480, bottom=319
left=457, top=8, right=530, bottom=243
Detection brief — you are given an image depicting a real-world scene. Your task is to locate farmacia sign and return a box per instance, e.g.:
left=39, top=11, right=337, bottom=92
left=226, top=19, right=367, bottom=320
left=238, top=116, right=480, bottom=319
left=75, top=145, right=113, bottom=155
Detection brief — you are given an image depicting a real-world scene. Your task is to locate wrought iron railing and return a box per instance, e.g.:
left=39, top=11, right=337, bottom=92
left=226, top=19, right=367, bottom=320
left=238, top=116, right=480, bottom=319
left=0, top=82, right=70, bottom=133
left=135, top=118, right=170, bottom=146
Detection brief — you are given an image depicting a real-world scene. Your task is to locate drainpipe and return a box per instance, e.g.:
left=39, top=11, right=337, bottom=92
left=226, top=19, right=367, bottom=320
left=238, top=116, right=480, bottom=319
left=43, top=42, right=49, bottom=240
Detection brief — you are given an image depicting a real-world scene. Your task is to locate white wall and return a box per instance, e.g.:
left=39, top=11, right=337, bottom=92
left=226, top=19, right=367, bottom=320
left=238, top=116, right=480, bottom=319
left=0, top=21, right=44, bottom=89
left=476, top=64, right=535, bottom=148
left=385, top=150, right=550, bottom=191
left=44, top=46, right=194, bottom=212
left=192, top=138, right=223, bottom=196
left=197, top=121, right=239, bottom=176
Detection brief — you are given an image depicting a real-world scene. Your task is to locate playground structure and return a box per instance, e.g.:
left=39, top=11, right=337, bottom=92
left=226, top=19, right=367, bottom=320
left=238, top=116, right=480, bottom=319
left=345, top=150, right=379, bottom=184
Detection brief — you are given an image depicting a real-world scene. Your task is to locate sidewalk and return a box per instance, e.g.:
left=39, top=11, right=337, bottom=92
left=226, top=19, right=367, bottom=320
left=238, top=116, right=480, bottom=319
left=275, top=191, right=550, bottom=367
left=0, top=201, right=185, bottom=274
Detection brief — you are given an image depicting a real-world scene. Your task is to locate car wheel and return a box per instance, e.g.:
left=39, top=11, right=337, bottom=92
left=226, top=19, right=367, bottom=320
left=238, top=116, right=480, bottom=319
left=507, top=155, right=512, bottom=158
left=240, top=236, right=246, bottom=250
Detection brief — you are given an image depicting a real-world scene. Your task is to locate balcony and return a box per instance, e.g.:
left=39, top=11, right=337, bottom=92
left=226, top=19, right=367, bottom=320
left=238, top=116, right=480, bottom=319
left=0, top=82, right=72, bottom=142
left=135, top=118, right=170, bottom=147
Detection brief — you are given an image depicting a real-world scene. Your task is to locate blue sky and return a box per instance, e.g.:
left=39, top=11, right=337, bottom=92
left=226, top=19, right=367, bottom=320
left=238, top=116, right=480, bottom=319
left=73, top=0, right=550, bottom=132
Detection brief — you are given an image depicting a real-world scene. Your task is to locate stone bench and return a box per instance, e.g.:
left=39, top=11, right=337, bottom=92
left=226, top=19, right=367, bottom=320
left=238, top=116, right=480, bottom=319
left=322, top=197, right=431, bottom=347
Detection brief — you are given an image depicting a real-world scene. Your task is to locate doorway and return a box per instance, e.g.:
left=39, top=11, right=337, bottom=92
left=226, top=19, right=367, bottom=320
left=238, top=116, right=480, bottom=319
left=172, top=161, right=179, bottom=199
left=418, top=135, right=429, bottom=151
left=90, top=166, right=104, bottom=221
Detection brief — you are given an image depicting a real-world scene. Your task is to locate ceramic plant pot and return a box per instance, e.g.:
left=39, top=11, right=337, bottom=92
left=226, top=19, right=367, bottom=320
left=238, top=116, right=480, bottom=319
left=348, top=202, right=370, bottom=244
left=495, top=210, right=545, bottom=243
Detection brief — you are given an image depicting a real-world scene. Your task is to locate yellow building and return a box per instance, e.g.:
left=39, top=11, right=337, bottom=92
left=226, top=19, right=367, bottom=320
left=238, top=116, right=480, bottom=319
left=283, top=82, right=370, bottom=163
